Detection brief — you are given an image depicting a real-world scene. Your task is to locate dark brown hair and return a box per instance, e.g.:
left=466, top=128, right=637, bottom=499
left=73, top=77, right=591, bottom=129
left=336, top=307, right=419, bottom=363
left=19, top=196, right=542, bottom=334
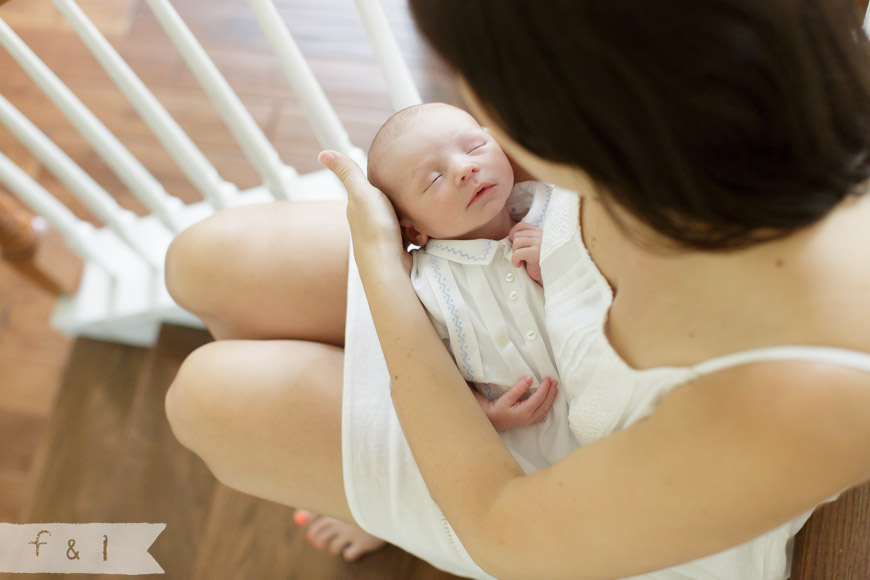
left=410, top=0, right=870, bottom=249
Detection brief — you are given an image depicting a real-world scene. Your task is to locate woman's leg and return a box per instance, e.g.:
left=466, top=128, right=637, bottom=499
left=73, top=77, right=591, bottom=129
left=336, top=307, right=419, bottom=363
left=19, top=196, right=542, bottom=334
left=165, top=200, right=384, bottom=558
left=165, top=200, right=349, bottom=344
left=165, top=339, right=387, bottom=560
left=165, top=338, right=352, bottom=521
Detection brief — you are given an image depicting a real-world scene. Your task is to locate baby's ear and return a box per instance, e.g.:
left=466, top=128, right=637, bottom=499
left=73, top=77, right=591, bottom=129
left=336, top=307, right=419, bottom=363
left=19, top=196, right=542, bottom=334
left=400, top=217, right=428, bottom=247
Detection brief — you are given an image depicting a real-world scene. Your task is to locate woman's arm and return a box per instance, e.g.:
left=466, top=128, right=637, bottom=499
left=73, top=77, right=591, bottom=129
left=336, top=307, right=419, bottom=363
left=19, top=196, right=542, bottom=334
left=478, top=362, right=870, bottom=579
left=322, top=151, right=870, bottom=580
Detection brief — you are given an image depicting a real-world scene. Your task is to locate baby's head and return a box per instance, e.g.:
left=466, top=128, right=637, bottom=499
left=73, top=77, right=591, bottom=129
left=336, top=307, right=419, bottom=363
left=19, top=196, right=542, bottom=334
left=367, top=103, right=515, bottom=246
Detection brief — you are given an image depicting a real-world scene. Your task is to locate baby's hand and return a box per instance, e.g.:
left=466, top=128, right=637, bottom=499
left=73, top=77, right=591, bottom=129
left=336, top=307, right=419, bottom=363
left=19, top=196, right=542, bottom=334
left=509, top=222, right=543, bottom=285
left=474, top=376, right=558, bottom=432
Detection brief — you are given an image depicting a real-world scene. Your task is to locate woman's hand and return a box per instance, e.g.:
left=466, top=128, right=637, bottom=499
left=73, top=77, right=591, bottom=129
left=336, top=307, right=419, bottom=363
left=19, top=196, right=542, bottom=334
left=318, top=150, right=411, bottom=274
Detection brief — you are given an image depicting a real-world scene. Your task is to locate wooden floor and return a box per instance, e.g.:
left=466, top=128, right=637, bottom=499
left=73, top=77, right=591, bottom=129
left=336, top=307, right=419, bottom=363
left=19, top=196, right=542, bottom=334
left=6, top=325, right=459, bottom=580
left=0, top=0, right=461, bottom=577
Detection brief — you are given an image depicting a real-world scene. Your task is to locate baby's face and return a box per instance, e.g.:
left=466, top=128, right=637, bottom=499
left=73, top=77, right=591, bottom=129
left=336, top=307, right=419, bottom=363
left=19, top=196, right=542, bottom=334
left=380, top=106, right=514, bottom=242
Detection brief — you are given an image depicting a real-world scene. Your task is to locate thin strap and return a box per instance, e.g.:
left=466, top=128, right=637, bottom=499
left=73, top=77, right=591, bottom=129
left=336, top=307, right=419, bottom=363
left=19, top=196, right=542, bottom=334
left=691, top=346, right=870, bottom=376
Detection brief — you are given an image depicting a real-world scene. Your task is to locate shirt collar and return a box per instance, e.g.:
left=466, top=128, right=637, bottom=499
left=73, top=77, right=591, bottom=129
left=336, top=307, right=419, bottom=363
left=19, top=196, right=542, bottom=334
left=423, top=238, right=500, bottom=265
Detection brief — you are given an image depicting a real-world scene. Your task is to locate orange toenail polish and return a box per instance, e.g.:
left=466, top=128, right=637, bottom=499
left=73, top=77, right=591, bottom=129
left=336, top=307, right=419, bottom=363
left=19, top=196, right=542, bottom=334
left=294, top=512, right=309, bottom=526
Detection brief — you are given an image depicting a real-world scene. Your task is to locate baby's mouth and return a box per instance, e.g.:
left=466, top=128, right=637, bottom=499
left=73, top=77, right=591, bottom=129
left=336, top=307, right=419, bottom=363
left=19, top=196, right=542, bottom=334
left=468, top=183, right=494, bottom=207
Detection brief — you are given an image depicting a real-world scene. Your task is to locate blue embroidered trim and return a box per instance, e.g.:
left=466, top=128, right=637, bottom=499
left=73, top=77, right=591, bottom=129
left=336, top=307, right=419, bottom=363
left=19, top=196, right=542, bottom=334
left=430, top=258, right=475, bottom=380
left=532, top=185, right=553, bottom=228
left=427, top=240, right=494, bottom=262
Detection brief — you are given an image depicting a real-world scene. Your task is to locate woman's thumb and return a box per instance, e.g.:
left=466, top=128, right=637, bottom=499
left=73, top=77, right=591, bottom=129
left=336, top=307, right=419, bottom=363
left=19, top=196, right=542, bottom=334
left=319, top=150, right=365, bottom=193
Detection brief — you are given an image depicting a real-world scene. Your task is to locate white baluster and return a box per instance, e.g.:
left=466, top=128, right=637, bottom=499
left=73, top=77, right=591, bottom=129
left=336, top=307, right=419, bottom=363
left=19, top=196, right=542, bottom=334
left=245, top=0, right=364, bottom=163
left=0, top=94, right=163, bottom=268
left=0, top=151, right=120, bottom=276
left=51, top=0, right=236, bottom=210
left=864, top=2, right=870, bottom=36
left=354, top=0, right=422, bottom=111
left=143, top=0, right=294, bottom=200
left=0, top=17, right=186, bottom=233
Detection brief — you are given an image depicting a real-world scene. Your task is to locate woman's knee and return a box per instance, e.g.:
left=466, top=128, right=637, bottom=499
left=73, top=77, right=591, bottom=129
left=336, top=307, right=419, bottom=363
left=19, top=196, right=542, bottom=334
left=164, top=339, right=347, bottom=504
left=164, top=201, right=349, bottom=343
left=164, top=216, right=228, bottom=316
left=166, top=340, right=283, bottom=493
left=164, top=341, right=227, bottom=459
left=165, top=338, right=342, bottom=452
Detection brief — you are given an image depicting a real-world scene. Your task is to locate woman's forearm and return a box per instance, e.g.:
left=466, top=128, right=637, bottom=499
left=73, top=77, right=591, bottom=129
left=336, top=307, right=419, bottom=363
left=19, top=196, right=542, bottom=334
left=357, top=255, right=525, bottom=538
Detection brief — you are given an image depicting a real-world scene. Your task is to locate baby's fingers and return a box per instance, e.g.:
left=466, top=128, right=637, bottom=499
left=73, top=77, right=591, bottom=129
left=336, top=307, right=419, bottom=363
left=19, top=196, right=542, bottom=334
left=527, top=378, right=558, bottom=417
left=536, top=380, right=559, bottom=421
left=511, top=232, right=538, bottom=250
left=512, top=247, right=540, bottom=267
left=508, top=221, right=538, bottom=241
left=499, top=376, right=534, bottom=406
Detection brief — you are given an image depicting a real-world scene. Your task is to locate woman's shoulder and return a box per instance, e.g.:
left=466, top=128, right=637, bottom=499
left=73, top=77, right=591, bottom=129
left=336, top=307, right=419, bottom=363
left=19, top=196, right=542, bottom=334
left=778, top=193, right=870, bottom=344
left=659, top=355, right=870, bottom=503
left=674, top=190, right=870, bottom=470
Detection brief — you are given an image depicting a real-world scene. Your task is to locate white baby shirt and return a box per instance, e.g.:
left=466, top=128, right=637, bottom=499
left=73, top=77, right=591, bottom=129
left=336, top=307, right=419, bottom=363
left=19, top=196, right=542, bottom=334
left=410, top=181, right=580, bottom=471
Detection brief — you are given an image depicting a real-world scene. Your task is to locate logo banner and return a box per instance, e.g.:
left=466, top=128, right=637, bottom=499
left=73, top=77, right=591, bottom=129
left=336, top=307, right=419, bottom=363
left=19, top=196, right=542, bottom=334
left=0, top=523, right=165, bottom=574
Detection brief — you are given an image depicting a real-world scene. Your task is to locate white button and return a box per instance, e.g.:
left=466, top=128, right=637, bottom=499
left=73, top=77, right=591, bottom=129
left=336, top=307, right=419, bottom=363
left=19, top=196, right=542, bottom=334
left=505, top=272, right=515, bottom=282
left=496, top=335, right=509, bottom=348
left=509, top=290, right=519, bottom=301
left=526, top=330, right=538, bottom=341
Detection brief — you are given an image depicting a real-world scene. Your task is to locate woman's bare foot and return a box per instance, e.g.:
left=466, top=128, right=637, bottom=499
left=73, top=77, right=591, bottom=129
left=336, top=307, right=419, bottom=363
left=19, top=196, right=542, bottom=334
left=293, top=509, right=386, bottom=562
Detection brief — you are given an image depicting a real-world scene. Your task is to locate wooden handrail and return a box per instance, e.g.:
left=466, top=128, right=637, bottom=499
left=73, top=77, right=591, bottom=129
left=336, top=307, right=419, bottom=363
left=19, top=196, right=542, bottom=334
left=0, top=189, right=80, bottom=295
left=0, top=188, right=40, bottom=260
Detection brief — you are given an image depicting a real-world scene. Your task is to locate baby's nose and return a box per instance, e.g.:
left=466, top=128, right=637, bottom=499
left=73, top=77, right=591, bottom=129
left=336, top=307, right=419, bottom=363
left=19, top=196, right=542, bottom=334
left=455, top=162, right=479, bottom=184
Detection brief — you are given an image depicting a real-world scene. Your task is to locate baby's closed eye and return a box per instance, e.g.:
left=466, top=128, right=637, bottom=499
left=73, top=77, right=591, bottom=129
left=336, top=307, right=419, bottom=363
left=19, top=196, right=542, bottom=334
left=423, top=174, right=442, bottom=193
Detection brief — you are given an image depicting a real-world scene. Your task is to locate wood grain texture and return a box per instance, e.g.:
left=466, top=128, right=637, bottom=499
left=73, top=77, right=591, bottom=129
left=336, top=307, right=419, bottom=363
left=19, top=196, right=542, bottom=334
left=0, top=408, right=45, bottom=521
left=100, top=325, right=219, bottom=580
left=791, top=481, right=870, bottom=580
left=17, top=336, right=151, bottom=528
